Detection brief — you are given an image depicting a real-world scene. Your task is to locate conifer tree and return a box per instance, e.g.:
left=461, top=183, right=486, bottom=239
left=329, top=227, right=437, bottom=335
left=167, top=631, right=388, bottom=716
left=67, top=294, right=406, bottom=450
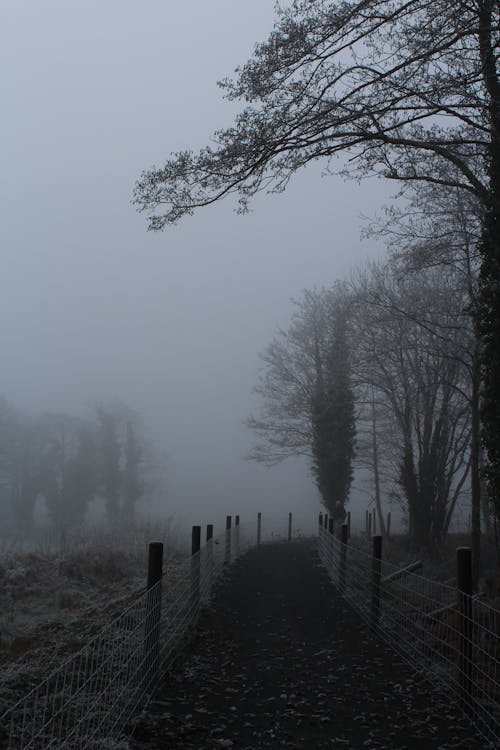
left=311, top=306, right=355, bottom=516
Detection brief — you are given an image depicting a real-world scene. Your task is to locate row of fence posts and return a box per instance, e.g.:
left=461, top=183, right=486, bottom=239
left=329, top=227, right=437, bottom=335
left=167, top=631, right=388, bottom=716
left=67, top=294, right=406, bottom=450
left=143, top=511, right=296, bottom=688
left=256, top=511, right=295, bottom=544
left=143, top=514, right=251, bottom=689
left=365, top=508, right=392, bottom=538
left=319, top=512, right=474, bottom=706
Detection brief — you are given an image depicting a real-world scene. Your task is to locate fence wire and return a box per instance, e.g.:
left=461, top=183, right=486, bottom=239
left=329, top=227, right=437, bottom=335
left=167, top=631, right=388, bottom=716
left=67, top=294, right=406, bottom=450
left=1, top=522, right=251, bottom=749
left=318, top=525, right=500, bottom=748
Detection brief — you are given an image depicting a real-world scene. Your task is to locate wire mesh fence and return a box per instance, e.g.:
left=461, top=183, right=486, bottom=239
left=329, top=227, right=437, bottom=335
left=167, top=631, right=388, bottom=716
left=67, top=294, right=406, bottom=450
left=318, top=523, right=500, bottom=748
left=1, top=516, right=252, bottom=749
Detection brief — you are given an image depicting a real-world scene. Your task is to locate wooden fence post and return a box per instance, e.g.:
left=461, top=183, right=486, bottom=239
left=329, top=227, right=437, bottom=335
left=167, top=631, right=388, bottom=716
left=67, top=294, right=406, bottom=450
left=365, top=510, right=369, bottom=538
left=324, top=513, right=329, bottom=530
left=257, top=512, right=262, bottom=546
left=206, top=524, right=214, bottom=587
left=347, top=511, right=351, bottom=540
left=368, top=512, right=372, bottom=539
left=318, top=512, right=324, bottom=557
left=457, top=547, right=473, bottom=707
left=288, top=512, right=293, bottom=542
left=340, top=524, right=348, bottom=591
left=145, top=541, right=163, bottom=686
left=225, top=515, right=232, bottom=564
left=373, top=508, right=377, bottom=536
left=191, top=525, right=201, bottom=612
left=386, top=511, right=391, bottom=539
left=328, top=517, right=334, bottom=535
left=235, top=515, right=240, bottom=557
left=192, top=525, right=201, bottom=555
left=371, top=535, right=382, bottom=630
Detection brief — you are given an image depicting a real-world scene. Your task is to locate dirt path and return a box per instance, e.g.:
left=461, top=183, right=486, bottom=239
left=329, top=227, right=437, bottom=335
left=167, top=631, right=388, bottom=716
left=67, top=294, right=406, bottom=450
left=130, top=541, right=483, bottom=749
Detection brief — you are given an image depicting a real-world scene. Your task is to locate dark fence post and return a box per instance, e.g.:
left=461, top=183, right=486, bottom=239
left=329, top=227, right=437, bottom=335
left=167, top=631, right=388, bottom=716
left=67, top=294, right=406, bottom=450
left=225, top=515, right=232, bottom=565
left=324, top=513, right=329, bottom=530
left=371, top=535, right=382, bottom=630
left=347, top=511, right=351, bottom=540
left=206, top=524, right=214, bottom=588
left=328, top=517, right=334, bottom=535
left=235, top=515, right=240, bottom=557
left=144, top=541, right=163, bottom=687
left=257, top=512, right=262, bottom=546
left=457, top=547, right=473, bottom=707
left=288, top=512, right=293, bottom=542
left=340, top=524, right=348, bottom=591
left=368, top=512, right=372, bottom=539
left=373, top=508, right=377, bottom=536
left=191, top=525, right=201, bottom=614
left=387, top=511, right=391, bottom=539
left=318, top=512, right=324, bottom=558
left=192, top=525, right=201, bottom=556
left=365, top=510, right=369, bottom=538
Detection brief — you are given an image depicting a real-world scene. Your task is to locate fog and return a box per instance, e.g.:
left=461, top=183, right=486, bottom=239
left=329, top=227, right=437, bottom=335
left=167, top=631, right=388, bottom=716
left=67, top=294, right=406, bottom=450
left=1, top=1, right=392, bottom=536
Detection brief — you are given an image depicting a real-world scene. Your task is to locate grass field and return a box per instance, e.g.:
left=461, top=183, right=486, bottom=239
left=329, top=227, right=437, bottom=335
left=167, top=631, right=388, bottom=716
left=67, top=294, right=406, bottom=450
left=0, top=521, right=184, bottom=720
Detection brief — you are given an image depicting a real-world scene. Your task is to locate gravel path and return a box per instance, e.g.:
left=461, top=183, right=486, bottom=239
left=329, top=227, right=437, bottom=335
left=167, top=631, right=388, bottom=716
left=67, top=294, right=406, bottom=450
left=130, top=541, right=483, bottom=749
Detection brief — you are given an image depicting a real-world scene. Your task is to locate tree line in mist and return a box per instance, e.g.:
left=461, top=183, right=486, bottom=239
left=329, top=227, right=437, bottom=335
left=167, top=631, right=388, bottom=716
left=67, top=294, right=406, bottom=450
left=248, top=177, right=487, bottom=581
left=0, top=399, right=165, bottom=536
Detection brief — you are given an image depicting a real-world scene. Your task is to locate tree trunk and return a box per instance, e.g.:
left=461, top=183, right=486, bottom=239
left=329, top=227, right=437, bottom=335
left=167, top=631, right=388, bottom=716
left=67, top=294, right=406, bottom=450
left=478, top=0, right=500, bottom=551
left=470, top=341, right=482, bottom=590
left=371, top=391, right=386, bottom=538
left=480, top=448, right=491, bottom=535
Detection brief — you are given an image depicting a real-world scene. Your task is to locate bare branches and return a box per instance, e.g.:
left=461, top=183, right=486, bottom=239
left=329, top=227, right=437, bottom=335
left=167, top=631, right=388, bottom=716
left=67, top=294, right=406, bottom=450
left=134, top=0, right=498, bottom=228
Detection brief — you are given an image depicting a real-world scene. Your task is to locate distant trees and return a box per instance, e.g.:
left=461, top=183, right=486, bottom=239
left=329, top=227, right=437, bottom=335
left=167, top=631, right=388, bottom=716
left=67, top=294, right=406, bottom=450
left=64, top=425, right=98, bottom=526
left=248, top=285, right=356, bottom=516
left=8, top=414, right=42, bottom=533
left=96, top=406, right=122, bottom=523
left=0, top=398, right=151, bottom=535
left=96, top=402, right=145, bottom=523
left=37, top=412, right=87, bottom=530
left=122, top=420, right=143, bottom=521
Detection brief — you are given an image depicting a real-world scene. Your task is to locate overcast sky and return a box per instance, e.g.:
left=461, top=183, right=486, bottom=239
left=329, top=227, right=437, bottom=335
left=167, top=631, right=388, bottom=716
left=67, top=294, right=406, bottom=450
left=1, top=1, right=393, bottom=535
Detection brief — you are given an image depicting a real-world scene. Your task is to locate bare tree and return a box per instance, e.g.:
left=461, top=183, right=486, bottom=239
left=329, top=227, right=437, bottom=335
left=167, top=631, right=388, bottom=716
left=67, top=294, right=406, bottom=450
left=351, top=260, right=472, bottom=555
left=248, top=285, right=356, bottom=515
left=367, top=178, right=487, bottom=580
left=247, top=289, right=328, bottom=466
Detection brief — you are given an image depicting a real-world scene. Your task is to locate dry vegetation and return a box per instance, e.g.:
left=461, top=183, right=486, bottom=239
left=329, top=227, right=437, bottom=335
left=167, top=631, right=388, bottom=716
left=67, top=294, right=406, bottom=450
left=352, top=531, right=500, bottom=601
left=0, top=521, right=184, bottom=720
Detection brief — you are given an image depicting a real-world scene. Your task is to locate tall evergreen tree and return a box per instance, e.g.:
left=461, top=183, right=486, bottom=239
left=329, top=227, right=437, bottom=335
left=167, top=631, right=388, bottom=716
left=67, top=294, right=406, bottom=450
left=311, top=307, right=355, bottom=517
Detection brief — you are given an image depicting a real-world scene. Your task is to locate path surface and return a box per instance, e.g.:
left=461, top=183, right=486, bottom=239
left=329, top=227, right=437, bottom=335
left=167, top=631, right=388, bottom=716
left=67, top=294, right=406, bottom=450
left=130, top=541, right=483, bottom=749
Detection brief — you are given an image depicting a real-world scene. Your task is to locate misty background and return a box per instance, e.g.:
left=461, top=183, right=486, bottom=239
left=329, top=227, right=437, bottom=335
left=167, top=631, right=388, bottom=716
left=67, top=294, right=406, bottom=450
left=1, top=1, right=392, bottom=535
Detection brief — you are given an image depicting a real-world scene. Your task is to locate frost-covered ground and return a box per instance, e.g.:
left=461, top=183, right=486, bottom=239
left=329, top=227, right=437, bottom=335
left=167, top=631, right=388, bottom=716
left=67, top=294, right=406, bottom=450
left=0, top=522, right=186, bottom=720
